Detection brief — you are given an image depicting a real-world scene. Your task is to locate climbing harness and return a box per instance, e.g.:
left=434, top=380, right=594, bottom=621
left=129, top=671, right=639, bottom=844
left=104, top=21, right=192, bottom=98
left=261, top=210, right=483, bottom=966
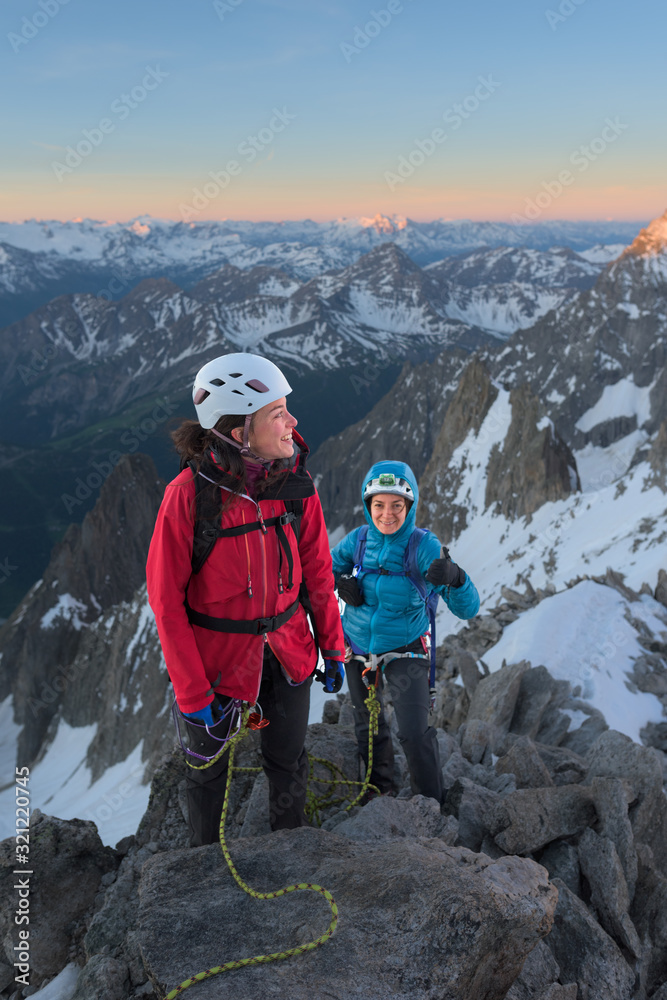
left=165, top=685, right=381, bottom=998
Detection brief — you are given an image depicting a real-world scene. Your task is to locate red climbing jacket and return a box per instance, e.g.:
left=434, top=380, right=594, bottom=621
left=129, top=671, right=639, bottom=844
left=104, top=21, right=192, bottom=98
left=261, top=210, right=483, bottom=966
left=146, top=431, right=344, bottom=713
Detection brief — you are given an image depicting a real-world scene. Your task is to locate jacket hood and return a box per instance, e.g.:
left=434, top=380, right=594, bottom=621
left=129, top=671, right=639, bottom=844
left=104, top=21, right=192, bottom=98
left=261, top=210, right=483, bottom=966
left=361, top=460, right=418, bottom=543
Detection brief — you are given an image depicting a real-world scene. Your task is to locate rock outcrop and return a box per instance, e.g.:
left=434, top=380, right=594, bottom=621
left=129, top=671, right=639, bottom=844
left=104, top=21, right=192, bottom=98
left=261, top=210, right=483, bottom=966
left=0, top=453, right=165, bottom=764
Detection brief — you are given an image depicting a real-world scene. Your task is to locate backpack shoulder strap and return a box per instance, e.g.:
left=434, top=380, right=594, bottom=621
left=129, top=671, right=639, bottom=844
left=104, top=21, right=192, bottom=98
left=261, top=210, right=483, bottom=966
left=352, top=525, right=369, bottom=575
left=282, top=498, right=304, bottom=544
left=404, top=527, right=438, bottom=689
left=190, top=461, right=222, bottom=575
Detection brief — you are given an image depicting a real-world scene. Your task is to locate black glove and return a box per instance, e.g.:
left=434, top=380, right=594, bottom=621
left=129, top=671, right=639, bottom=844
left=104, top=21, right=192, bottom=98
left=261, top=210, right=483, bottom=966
left=336, top=574, right=364, bottom=607
left=426, top=547, right=466, bottom=588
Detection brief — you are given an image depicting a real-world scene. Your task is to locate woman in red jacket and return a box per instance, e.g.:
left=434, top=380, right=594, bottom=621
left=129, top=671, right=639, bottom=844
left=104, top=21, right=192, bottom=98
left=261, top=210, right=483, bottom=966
left=146, top=353, right=345, bottom=845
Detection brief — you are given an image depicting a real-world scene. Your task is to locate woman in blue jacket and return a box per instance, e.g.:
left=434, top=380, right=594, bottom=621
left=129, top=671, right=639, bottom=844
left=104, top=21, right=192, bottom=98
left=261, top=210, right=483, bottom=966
left=331, top=460, right=480, bottom=804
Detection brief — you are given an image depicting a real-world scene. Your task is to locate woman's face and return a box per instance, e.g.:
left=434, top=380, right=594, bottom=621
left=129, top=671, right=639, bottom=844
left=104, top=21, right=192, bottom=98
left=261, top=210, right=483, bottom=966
left=234, top=396, right=297, bottom=460
left=369, top=494, right=408, bottom=534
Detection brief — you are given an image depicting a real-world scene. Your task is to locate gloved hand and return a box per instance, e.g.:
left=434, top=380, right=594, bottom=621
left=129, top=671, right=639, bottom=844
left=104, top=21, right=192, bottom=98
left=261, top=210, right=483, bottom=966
left=322, top=659, right=345, bottom=693
left=183, top=698, right=220, bottom=727
left=426, top=546, right=466, bottom=588
left=336, top=574, right=364, bottom=607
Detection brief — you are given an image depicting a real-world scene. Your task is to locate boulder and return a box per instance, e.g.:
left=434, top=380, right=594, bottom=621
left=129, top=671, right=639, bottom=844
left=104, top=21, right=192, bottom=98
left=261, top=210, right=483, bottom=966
left=585, top=730, right=667, bottom=873
left=444, top=777, right=501, bottom=852
left=332, top=794, right=456, bottom=842
left=577, top=828, right=642, bottom=957
left=537, top=842, right=581, bottom=898
left=460, top=718, right=496, bottom=764
left=488, top=786, right=596, bottom=855
left=495, top=736, right=554, bottom=789
left=630, top=846, right=667, bottom=995
left=509, top=666, right=559, bottom=739
left=467, top=661, right=531, bottom=736
left=0, top=813, right=118, bottom=983
left=588, top=777, right=638, bottom=901
left=71, top=954, right=129, bottom=1000
left=137, top=828, right=557, bottom=1000
left=547, top=878, right=635, bottom=1000
left=534, top=743, right=589, bottom=786
left=504, top=940, right=560, bottom=999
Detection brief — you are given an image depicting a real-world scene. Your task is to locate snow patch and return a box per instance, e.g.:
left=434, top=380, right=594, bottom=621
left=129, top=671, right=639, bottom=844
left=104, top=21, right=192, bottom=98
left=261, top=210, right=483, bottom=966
left=576, top=377, right=653, bottom=433
left=40, top=594, right=88, bottom=631
left=483, top=581, right=664, bottom=744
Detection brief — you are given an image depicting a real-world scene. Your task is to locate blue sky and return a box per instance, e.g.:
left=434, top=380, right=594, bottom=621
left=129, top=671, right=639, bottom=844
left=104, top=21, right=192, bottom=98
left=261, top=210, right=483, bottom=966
left=1, top=0, right=665, bottom=222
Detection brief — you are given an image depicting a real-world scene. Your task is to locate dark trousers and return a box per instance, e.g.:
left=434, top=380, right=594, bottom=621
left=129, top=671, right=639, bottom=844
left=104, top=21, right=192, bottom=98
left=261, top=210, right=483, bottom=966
left=184, top=646, right=312, bottom=846
left=346, top=655, right=443, bottom=804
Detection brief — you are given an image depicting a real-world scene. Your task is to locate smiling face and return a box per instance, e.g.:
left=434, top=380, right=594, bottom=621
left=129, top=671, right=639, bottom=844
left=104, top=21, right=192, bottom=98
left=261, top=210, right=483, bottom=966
left=231, top=396, right=297, bottom=460
left=369, top=493, right=408, bottom=535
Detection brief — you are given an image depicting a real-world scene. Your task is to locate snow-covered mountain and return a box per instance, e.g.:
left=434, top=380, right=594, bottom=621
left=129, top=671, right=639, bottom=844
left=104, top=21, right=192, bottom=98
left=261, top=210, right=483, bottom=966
left=0, top=214, right=643, bottom=327
left=0, top=209, right=665, bottom=857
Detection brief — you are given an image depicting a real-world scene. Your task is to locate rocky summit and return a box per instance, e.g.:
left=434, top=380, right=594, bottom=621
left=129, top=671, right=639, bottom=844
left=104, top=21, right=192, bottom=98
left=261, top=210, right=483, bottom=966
left=3, top=647, right=667, bottom=1000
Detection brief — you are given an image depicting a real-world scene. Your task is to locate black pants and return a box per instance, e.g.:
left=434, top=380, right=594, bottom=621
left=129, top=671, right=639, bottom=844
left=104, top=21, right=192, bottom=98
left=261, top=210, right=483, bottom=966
left=184, top=646, right=312, bottom=846
left=346, top=655, right=443, bottom=804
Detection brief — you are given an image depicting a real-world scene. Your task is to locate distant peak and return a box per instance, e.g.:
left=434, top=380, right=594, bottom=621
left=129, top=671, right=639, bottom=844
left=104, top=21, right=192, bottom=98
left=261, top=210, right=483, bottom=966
left=623, top=210, right=667, bottom=259
left=358, top=213, right=408, bottom=233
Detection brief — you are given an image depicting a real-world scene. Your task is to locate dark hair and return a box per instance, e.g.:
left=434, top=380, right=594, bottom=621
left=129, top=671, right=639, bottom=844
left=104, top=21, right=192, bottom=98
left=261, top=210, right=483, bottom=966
left=171, top=412, right=290, bottom=518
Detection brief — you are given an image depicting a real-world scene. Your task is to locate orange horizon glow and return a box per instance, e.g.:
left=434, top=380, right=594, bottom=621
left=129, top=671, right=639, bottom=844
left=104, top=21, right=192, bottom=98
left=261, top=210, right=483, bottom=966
left=0, top=176, right=662, bottom=227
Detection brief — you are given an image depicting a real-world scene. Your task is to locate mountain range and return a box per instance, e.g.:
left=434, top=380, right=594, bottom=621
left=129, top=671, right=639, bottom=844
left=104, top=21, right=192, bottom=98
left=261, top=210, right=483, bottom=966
left=0, top=214, right=644, bottom=328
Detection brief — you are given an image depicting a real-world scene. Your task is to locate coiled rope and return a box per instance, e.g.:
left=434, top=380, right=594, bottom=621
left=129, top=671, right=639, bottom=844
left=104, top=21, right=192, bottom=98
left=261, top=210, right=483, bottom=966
left=165, top=684, right=380, bottom=999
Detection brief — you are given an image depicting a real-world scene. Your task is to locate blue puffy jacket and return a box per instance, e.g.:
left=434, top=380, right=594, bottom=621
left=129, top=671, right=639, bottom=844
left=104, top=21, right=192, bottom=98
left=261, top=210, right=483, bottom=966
left=331, top=460, right=480, bottom=654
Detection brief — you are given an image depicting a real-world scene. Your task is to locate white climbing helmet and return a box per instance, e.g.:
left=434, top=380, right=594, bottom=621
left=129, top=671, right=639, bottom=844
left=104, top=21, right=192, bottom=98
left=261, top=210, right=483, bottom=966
left=192, top=353, right=292, bottom=428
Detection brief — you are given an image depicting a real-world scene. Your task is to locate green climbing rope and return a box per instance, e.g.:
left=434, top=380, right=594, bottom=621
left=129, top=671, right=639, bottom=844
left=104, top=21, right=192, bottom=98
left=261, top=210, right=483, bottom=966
left=165, top=685, right=381, bottom=999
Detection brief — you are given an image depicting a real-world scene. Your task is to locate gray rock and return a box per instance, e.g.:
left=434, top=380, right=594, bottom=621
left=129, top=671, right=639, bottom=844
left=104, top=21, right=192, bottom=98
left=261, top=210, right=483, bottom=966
left=321, top=699, right=341, bottom=724
left=560, top=710, right=608, bottom=756
left=137, top=828, right=558, bottom=1000
left=534, top=743, right=589, bottom=785
left=84, top=855, right=139, bottom=959
left=495, top=735, right=554, bottom=789
left=71, top=954, right=129, bottom=1000
left=458, top=651, right=484, bottom=695
left=442, top=749, right=475, bottom=790
left=547, top=878, right=635, bottom=1000
left=630, top=846, right=667, bottom=996
left=460, top=718, right=496, bottom=764
left=509, top=666, right=558, bottom=739
left=467, top=660, right=531, bottom=735
left=537, top=841, right=581, bottom=898
left=535, top=986, right=578, bottom=999
left=535, top=707, right=573, bottom=748
left=504, top=939, right=560, bottom=999
left=445, top=778, right=501, bottom=852
left=585, top=730, right=667, bottom=873
left=239, top=772, right=271, bottom=837
left=488, top=786, right=596, bottom=855
left=436, top=728, right=459, bottom=765
left=588, top=777, right=638, bottom=902
left=333, top=794, right=452, bottom=842
left=577, top=828, right=642, bottom=957
left=0, top=814, right=118, bottom=981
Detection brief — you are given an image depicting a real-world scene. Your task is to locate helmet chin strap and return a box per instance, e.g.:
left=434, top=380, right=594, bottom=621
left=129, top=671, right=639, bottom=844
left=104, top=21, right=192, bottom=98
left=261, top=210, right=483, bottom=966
left=210, top=416, right=271, bottom=466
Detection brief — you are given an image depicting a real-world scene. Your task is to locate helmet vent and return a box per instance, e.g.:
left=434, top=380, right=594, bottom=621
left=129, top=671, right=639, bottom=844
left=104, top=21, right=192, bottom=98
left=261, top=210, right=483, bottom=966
left=193, top=388, right=210, bottom=404
left=209, top=378, right=225, bottom=387
left=245, top=378, right=270, bottom=393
